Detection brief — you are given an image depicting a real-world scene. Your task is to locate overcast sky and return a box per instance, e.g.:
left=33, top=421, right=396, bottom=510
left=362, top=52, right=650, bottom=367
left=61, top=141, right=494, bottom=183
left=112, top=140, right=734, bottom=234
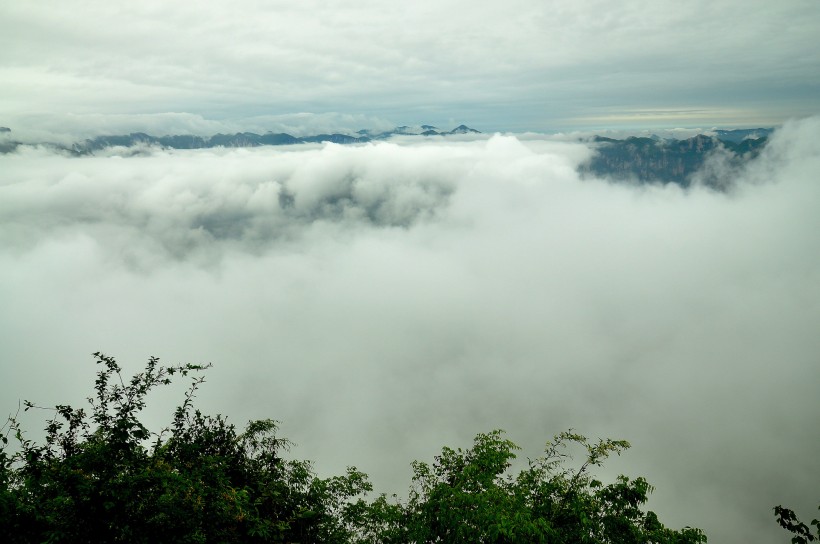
left=1, top=0, right=819, bottom=136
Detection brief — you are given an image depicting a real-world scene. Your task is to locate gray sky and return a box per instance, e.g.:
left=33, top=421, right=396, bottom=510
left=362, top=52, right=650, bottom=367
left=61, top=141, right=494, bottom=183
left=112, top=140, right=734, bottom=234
left=2, top=118, right=819, bottom=543
left=1, top=0, right=819, bottom=135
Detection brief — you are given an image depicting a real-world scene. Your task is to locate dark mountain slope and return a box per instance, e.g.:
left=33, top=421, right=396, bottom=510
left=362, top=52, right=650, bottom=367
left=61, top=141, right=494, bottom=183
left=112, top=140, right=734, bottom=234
left=580, top=133, right=769, bottom=187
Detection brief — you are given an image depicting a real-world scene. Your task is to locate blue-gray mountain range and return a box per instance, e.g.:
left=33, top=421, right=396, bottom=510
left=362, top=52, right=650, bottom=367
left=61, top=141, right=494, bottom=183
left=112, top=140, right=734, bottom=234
left=0, top=124, right=481, bottom=155
left=581, top=129, right=771, bottom=187
left=0, top=125, right=772, bottom=189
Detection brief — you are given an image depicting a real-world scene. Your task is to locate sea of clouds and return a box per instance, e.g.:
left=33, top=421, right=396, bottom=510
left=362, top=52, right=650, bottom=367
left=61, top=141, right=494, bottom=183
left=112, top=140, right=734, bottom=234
left=2, top=117, right=819, bottom=543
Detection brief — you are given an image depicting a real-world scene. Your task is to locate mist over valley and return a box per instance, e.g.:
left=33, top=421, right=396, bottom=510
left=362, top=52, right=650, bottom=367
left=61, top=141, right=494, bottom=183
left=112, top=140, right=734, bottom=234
left=2, top=117, right=818, bottom=543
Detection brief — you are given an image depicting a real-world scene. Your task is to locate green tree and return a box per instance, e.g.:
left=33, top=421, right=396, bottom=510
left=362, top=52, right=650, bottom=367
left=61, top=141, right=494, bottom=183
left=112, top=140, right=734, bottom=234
left=357, top=430, right=706, bottom=544
left=0, top=353, right=371, bottom=543
left=1, top=353, right=707, bottom=543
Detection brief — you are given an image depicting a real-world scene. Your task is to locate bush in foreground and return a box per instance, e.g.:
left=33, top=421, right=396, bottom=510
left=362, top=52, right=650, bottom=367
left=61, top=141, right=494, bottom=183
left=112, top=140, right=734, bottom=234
left=1, top=354, right=707, bottom=543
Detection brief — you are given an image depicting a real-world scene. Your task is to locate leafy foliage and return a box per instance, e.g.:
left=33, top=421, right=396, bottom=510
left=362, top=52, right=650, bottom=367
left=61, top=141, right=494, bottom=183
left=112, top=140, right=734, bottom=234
left=355, top=430, right=705, bottom=544
left=775, top=504, right=820, bottom=544
left=0, top=353, right=370, bottom=543
left=1, top=353, right=709, bottom=543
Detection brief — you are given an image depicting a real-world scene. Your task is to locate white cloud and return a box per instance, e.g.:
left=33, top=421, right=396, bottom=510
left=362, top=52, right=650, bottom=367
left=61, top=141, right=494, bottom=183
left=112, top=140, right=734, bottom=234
left=1, top=118, right=819, bottom=543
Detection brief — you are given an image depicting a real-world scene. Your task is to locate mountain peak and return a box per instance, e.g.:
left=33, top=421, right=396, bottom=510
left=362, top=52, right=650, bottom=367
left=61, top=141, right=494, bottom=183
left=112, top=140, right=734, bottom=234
left=448, top=124, right=481, bottom=134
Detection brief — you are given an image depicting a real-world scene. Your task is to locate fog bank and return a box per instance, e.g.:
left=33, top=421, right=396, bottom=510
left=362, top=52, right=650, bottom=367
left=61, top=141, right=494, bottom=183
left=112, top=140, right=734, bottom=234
left=1, top=118, right=818, bottom=543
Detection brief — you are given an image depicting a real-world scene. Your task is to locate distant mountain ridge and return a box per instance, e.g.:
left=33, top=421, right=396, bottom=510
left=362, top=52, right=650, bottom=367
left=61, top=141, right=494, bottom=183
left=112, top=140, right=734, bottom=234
left=1, top=124, right=773, bottom=190
left=581, top=129, right=772, bottom=188
left=0, top=124, right=483, bottom=155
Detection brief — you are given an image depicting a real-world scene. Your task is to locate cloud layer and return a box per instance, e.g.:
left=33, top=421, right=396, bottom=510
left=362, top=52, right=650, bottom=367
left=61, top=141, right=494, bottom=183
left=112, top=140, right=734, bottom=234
left=1, top=1, right=818, bottom=131
left=1, top=118, right=819, bottom=543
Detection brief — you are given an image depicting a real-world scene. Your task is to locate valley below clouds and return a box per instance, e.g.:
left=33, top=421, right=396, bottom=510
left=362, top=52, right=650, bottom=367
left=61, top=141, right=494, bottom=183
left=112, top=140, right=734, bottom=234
left=2, top=118, right=819, bottom=543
